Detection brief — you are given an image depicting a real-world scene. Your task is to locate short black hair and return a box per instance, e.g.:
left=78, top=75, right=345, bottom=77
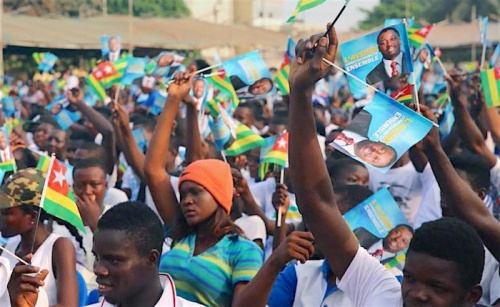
left=73, top=157, right=107, bottom=177
left=97, top=201, right=164, bottom=256
left=450, top=153, right=490, bottom=193
left=334, top=184, right=373, bottom=213
left=408, top=217, right=485, bottom=289
left=78, top=142, right=106, bottom=162
left=131, top=114, right=157, bottom=133
left=328, top=158, right=367, bottom=181
left=377, top=27, right=400, bottom=44
left=69, top=130, right=95, bottom=143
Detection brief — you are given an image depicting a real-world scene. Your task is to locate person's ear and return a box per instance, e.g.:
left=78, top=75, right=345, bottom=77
left=465, top=284, right=482, bottom=306
left=148, top=250, right=160, bottom=267
left=478, top=188, right=486, bottom=201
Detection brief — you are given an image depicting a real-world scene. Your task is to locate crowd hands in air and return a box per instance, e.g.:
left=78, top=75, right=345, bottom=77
left=1, top=22, right=500, bottom=307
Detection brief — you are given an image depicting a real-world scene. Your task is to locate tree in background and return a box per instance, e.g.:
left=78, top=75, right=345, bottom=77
left=3, top=0, right=190, bottom=18
left=359, top=0, right=500, bottom=30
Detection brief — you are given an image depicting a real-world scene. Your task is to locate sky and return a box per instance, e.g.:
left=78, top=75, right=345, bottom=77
left=281, top=0, right=380, bottom=31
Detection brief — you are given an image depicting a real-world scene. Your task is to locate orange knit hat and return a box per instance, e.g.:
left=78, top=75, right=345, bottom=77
left=178, top=159, right=233, bottom=214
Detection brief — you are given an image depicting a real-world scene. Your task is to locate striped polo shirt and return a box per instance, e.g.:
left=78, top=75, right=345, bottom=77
left=160, top=233, right=263, bottom=307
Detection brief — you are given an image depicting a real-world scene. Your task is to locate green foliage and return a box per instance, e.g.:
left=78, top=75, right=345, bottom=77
left=359, top=0, right=500, bottom=29
left=358, top=0, right=425, bottom=30
left=107, top=0, right=190, bottom=18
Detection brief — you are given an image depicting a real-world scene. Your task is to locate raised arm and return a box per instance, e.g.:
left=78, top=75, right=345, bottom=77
left=67, top=88, right=117, bottom=174
left=183, top=95, right=204, bottom=163
left=111, top=103, right=146, bottom=180
left=447, top=74, right=497, bottom=166
left=288, top=25, right=358, bottom=278
left=419, top=104, right=500, bottom=261
left=144, top=72, right=193, bottom=226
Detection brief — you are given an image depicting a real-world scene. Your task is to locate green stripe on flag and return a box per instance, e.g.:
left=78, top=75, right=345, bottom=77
left=480, top=69, right=500, bottom=108
left=287, top=0, right=327, bottom=23
left=42, top=197, right=86, bottom=232
left=86, top=75, right=107, bottom=101
left=274, top=65, right=290, bottom=95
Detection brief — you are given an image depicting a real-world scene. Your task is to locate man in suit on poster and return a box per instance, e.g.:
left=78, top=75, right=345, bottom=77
left=366, top=27, right=409, bottom=85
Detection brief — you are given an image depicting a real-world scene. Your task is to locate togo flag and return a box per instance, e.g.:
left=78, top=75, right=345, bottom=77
left=287, top=0, right=327, bottom=23
left=480, top=67, right=500, bottom=108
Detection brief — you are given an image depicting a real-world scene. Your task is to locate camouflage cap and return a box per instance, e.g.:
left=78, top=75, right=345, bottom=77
left=0, top=168, right=46, bottom=209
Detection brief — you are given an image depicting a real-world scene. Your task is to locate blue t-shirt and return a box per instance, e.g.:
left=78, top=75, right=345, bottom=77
left=160, top=233, right=263, bottom=307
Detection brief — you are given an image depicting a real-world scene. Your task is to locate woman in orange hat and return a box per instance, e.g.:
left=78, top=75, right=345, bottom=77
left=144, top=71, right=263, bottom=307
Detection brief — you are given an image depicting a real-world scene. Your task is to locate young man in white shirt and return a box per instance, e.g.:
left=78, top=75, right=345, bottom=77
left=258, top=25, right=486, bottom=306
left=86, top=201, right=201, bottom=307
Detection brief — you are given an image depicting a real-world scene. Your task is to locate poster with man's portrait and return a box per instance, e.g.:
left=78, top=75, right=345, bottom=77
left=340, top=23, right=413, bottom=96
left=222, top=51, right=275, bottom=99
left=100, top=36, right=122, bottom=61
left=0, top=125, right=13, bottom=163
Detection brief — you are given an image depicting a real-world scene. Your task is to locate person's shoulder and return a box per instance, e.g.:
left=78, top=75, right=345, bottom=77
left=226, top=234, right=263, bottom=253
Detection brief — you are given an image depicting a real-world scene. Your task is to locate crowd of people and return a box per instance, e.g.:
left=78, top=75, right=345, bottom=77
left=0, top=23, right=499, bottom=307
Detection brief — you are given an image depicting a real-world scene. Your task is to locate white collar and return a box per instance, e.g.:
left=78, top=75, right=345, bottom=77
left=382, top=52, right=404, bottom=77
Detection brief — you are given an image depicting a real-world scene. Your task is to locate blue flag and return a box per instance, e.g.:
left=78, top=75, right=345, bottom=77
left=490, top=44, right=500, bottom=68
left=343, top=188, right=412, bottom=267
left=438, top=102, right=455, bottom=139
left=329, top=91, right=434, bottom=173
left=38, top=53, right=58, bottom=72
left=479, top=16, right=489, bottom=45
left=121, top=57, right=147, bottom=86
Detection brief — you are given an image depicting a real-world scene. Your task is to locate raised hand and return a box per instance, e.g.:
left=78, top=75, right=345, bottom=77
left=268, top=231, right=315, bottom=267
left=168, top=71, right=194, bottom=100
left=289, top=23, right=338, bottom=92
left=8, top=254, right=49, bottom=307
left=272, top=183, right=290, bottom=215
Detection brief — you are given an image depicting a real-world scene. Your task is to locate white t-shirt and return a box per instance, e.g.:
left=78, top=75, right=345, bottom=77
left=479, top=248, right=500, bottom=306
left=86, top=273, right=203, bottom=307
left=235, top=215, right=267, bottom=243
left=103, top=188, right=129, bottom=207
left=288, top=247, right=401, bottom=306
left=249, top=178, right=302, bottom=259
left=0, top=256, right=49, bottom=307
left=368, top=161, right=425, bottom=225
left=412, top=163, right=442, bottom=229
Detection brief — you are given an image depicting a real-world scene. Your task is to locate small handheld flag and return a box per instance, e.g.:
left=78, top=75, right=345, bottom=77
left=480, top=67, right=500, bottom=108
left=407, top=25, right=433, bottom=48
left=39, top=156, right=85, bottom=232
left=390, top=84, right=413, bottom=105
left=287, top=0, right=327, bottom=23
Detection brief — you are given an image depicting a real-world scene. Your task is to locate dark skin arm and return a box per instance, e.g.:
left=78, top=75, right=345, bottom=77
left=67, top=89, right=117, bottom=175
left=184, top=95, right=204, bottom=163
left=418, top=103, right=500, bottom=261
left=232, top=231, right=314, bottom=307
left=51, top=237, right=78, bottom=307
left=8, top=254, right=50, bottom=307
left=144, top=72, right=193, bottom=226
left=288, top=24, right=359, bottom=279
left=447, top=74, right=497, bottom=167
left=111, top=103, right=146, bottom=181
left=271, top=184, right=290, bottom=250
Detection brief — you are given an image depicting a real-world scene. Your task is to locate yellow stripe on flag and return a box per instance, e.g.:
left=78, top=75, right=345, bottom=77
left=487, top=69, right=500, bottom=107
left=45, top=188, right=81, bottom=218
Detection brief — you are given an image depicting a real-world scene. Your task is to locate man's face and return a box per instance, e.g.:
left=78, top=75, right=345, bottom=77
left=66, top=139, right=82, bottom=166
left=333, top=165, right=369, bottom=187
left=157, top=54, right=174, bottom=67
left=0, top=131, right=7, bottom=150
left=93, top=230, right=153, bottom=304
left=46, top=130, right=67, bottom=160
left=108, top=38, right=119, bottom=53
left=402, top=251, right=477, bottom=307
left=33, top=124, right=53, bottom=151
left=378, top=29, right=401, bottom=60
left=249, top=78, right=272, bottom=95
left=383, top=225, right=413, bottom=253
left=233, top=107, right=254, bottom=127
left=192, top=80, right=205, bottom=99
left=354, top=140, right=396, bottom=168
left=73, top=167, right=108, bottom=206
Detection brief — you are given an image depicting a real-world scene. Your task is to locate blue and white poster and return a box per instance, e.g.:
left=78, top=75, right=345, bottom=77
left=330, top=91, right=434, bottom=173
left=145, top=52, right=185, bottom=80
left=223, top=51, right=275, bottom=99
left=100, top=36, right=121, bottom=60
left=343, top=188, right=412, bottom=267
left=45, top=96, right=81, bottom=130
left=340, top=23, right=413, bottom=96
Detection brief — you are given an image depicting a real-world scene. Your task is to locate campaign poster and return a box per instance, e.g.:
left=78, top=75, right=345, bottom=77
left=222, top=51, right=276, bottom=99
left=100, top=36, right=122, bottom=60
left=343, top=188, right=412, bottom=268
left=45, top=96, right=82, bottom=130
left=132, top=127, right=148, bottom=152
left=340, top=23, right=413, bottom=96
left=329, top=91, right=434, bottom=173
left=145, top=52, right=185, bottom=80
